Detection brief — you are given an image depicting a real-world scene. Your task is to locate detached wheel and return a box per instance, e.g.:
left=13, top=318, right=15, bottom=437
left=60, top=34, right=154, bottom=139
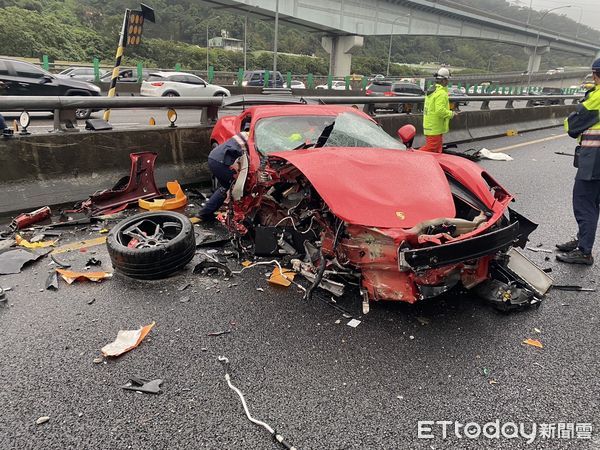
left=107, top=211, right=196, bottom=280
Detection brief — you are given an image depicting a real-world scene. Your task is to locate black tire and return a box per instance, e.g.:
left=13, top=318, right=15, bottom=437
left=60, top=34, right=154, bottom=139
left=213, top=91, right=227, bottom=97
left=163, top=91, right=179, bottom=97
left=107, top=211, right=196, bottom=280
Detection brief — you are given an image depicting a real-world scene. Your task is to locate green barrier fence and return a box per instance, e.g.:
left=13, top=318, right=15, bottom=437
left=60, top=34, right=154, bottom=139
left=93, top=58, right=100, bottom=82
left=137, top=62, right=144, bottom=83
left=263, top=70, right=270, bottom=88
left=307, top=73, right=314, bottom=89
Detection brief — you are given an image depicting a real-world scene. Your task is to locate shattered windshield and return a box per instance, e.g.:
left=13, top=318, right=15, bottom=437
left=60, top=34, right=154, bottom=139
left=254, top=112, right=403, bottom=154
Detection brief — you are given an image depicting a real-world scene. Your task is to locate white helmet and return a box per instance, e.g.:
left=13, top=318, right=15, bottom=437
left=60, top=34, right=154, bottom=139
left=435, top=67, right=451, bottom=79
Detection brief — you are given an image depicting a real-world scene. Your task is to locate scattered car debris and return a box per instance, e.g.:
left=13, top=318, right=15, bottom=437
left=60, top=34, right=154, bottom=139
left=0, top=248, right=51, bottom=275
left=93, top=356, right=103, bottom=364
left=193, top=260, right=232, bottom=277
left=477, top=148, right=513, bottom=161
left=55, top=269, right=112, bottom=284
left=79, top=152, right=161, bottom=216
left=50, top=254, right=71, bottom=269
left=86, top=258, right=102, bottom=267
left=45, top=271, right=59, bottom=291
left=15, top=235, right=57, bottom=249
left=347, top=319, right=361, bottom=328
left=107, top=211, right=196, bottom=280
left=554, top=151, right=575, bottom=157
left=121, top=377, right=163, bottom=395
left=35, top=416, right=50, bottom=425
left=0, top=287, right=7, bottom=306
left=178, top=282, right=191, bottom=291
left=51, top=237, right=107, bottom=255
left=179, top=296, right=190, bottom=303
left=552, top=285, right=597, bottom=292
left=217, top=356, right=297, bottom=450
left=522, top=338, right=544, bottom=349
left=268, top=267, right=296, bottom=287
left=87, top=298, right=96, bottom=305
left=207, top=330, right=232, bottom=337
left=101, top=322, right=156, bottom=357
left=139, top=180, right=188, bottom=211
left=525, top=246, right=552, bottom=253
left=10, top=207, right=52, bottom=230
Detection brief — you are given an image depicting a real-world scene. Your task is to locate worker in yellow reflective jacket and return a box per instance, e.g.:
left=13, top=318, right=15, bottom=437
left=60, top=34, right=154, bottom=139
left=419, top=67, right=458, bottom=153
left=557, top=58, right=600, bottom=265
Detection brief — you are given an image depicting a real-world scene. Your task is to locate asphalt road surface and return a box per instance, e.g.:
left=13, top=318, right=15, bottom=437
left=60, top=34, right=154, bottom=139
left=1, top=128, right=599, bottom=449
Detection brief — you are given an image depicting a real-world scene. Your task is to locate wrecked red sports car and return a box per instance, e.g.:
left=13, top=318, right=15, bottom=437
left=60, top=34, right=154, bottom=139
left=210, top=104, right=548, bottom=312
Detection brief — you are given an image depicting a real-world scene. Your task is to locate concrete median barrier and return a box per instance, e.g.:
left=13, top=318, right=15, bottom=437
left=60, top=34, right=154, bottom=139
left=0, top=105, right=576, bottom=216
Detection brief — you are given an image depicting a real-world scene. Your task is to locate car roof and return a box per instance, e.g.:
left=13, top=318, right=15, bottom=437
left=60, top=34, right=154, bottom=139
left=149, top=71, right=199, bottom=77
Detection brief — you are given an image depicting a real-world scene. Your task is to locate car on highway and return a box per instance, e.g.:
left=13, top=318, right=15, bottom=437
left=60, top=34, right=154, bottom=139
left=448, top=86, right=469, bottom=107
left=140, top=72, right=230, bottom=97
left=0, top=57, right=101, bottom=119
left=208, top=103, right=543, bottom=311
left=57, top=67, right=107, bottom=82
left=530, top=86, right=563, bottom=106
left=581, top=74, right=594, bottom=91
left=99, top=68, right=151, bottom=84
left=365, top=81, right=424, bottom=113
left=284, top=80, right=306, bottom=89
left=315, top=80, right=349, bottom=90
left=241, top=70, right=284, bottom=88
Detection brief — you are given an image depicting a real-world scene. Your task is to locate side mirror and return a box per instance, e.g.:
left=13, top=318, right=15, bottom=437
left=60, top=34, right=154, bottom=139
left=397, top=124, right=416, bottom=148
left=38, top=75, right=53, bottom=84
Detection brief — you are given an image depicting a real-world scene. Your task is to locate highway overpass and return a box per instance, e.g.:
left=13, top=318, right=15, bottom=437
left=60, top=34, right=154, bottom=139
left=203, top=0, right=600, bottom=76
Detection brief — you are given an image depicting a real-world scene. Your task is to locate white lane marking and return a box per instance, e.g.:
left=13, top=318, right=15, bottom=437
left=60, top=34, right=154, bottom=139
left=490, top=133, right=569, bottom=153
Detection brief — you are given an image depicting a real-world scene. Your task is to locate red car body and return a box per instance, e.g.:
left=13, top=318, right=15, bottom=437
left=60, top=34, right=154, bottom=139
left=210, top=105, right=535, bottom=306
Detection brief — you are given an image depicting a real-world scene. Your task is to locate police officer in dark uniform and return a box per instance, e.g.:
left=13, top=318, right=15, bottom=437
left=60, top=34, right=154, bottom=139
left=198, top=132, right=249, bottom=221
left=556, top=58, right=600, bottom=265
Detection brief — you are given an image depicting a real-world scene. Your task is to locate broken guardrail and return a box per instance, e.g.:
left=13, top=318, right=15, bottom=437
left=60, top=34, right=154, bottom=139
left=0, top=93, right=582, bottom=132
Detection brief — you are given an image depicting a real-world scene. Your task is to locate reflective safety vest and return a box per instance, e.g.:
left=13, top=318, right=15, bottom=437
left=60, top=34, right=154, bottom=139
left=423, top=84, right=454, bottom=136
left=565, top=85, right=600, bottom=180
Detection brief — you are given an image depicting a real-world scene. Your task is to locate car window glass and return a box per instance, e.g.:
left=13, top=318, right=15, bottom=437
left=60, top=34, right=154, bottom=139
left=0, top=60, right=9, bottom=76
left=251, top=73, right=261, bottom=81
left=13, top=61, right=46, bottom=78
left=170, top=75, right=187, bottom=83
left=368, top=84, right=391, bottom=92
left=324, top=113, right=403, bottom=150
left=147, top=74, right=164, bottom=82
left=185, top=75, right=205, bottom=85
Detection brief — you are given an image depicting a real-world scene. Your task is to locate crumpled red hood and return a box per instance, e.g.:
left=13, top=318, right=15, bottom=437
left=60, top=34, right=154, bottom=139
left=270, top=147, right=456, bottom=228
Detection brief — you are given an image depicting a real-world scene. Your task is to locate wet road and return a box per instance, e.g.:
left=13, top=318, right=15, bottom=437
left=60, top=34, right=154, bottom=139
left=0, top=128, right=599, bottom=449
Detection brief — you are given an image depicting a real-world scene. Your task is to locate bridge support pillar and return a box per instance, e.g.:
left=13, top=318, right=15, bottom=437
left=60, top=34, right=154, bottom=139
left=524, top=46, right=549, bottom=73
left=321, top=35, right=364, bottom=77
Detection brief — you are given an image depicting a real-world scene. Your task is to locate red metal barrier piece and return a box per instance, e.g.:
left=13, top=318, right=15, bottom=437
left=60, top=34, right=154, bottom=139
left=82, top=152, right=161, bottom=216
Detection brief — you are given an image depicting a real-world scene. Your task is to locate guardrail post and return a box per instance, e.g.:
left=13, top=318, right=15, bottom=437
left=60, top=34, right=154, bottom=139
left=307, top=73, right=314, bottom=89
left=505, top=99, right=514, bottom=109
left=287, top=71, right=292, bottom=88
left=345, top=76, right=350, bottom=90
left=572, top=98, right=579, bottom=104
left=480, top=100, right=490, bottom=111
left=526, top=99, right=534, bottom=107
left=137, top=63, right=144, bottom=83
left=237, top=68, right=244, bottom=86
left=42, top=55, right=50, bottom=71
left=208, top=66, right=215, bottom=83
left=327, top=74, right=333, bottom=90
left=53, top=109, right=79, bottom=132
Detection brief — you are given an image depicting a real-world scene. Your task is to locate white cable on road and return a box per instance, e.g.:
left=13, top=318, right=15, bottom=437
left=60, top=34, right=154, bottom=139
left=217, top=356, right=298, bottom=450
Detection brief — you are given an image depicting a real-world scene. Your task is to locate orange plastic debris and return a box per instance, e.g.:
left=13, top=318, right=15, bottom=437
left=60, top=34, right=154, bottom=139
left=15, top=235, right=56, bottom=249
left=101, top=322, right=156, bottom=357
left=55, top=268, right=113, bottom=284
left=268, top=267, right=296, bottom=287
left=139, top=181, right=187, bottom=211
left=522, top=338, right=544, bottom=349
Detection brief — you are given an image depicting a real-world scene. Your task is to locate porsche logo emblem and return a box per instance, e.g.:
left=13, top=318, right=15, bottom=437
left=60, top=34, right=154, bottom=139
left=396, top=211, right=405, bottom=220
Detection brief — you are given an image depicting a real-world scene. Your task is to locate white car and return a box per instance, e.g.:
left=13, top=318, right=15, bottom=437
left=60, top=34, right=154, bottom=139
left=284, top=80, right=306, bottom=89
left=315, top=80, right=350, bottom=90
left=140, top=71, right=230, bottom=97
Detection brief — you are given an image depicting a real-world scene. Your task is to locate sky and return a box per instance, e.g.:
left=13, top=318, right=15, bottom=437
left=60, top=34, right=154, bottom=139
left=516, top=0, right=600, bottom=30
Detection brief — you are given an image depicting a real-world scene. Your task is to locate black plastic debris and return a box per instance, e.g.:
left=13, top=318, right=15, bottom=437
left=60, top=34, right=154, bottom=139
left=552, top=285, right=596, bottom=292
left=86, top=258, right=102, bottom=267
left=0, top=248, right=51, bottom=275
left=50, top=254, right=71, bottom=269
left=193, top=260, right=232, bottom=277
left=121, top=377, right=163, bottom=395
left=45, top=272, right=59, bottom=291
left=207, top=330, right=232, bottom=337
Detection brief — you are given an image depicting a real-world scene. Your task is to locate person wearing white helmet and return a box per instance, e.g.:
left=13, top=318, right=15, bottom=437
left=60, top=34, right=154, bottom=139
left=419, top=67, right=458, bottom=153
left=198, top=131, right=249, bottom=222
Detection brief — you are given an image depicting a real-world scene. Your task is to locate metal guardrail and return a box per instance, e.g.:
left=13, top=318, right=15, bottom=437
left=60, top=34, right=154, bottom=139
left=0, top=94, right=581, bottom=132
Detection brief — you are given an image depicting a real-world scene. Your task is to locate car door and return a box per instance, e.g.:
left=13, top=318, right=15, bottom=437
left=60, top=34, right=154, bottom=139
left=167, top=75, right=187, bottom=95
left=183, top=75, right=209, bottom=96
left=0, top=60, right=15, bottom=95
left=10, top=60, right=60, bottom=95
